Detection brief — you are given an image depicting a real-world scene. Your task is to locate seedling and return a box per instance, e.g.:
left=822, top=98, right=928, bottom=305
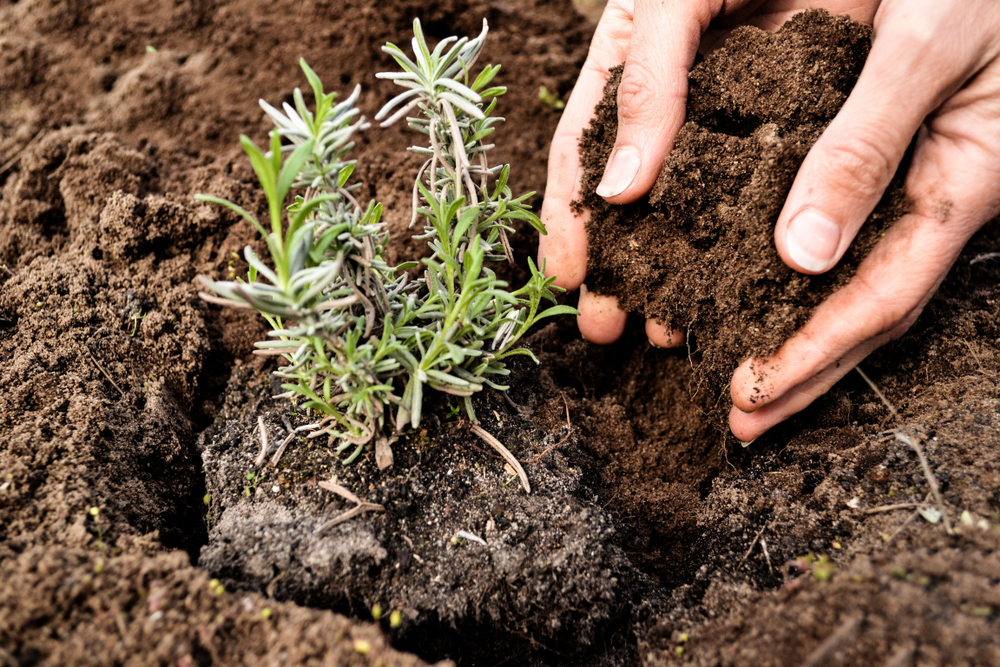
left=244, top=471, right=260, bottom=497
left=128, top=308, right=146, bottom=336
left=197, top=20, right=575, bottom=465
left=538, top=85, right=565, bottom=110
left=89, top=506, right=105, bottom=556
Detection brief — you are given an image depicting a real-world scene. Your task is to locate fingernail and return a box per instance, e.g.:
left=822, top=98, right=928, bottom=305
left=738, top=408, right=753, bottom=416
left=740, top=438, right=757, bottom=448
left=648, top=337, right=661, bottom=348
left=595, top=147, right=640, bottom=198
left=786, top=209, right=841, bottom=273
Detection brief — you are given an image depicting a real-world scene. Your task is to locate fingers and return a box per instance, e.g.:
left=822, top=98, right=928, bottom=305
left=732, top=208, right=966, bottom=416
left=578, top=284, right=628, bottom=344
left=732, top=22, right=1000, bottom=435
left=539, top=0, right=637, bottom=290
left=728, top=327, right=897, bottom=442
left=774, top=1, right=975, bottom=275
left=645, top=318, right=685, bottom=348
left=595, top=0, right=714, bottom=203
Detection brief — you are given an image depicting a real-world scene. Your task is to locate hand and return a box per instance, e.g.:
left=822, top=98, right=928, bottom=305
left=540, top=0, right=1000, bottom=440
left=731, top=0, right=1000, bottom=440
left=538, top=0, right=876, bottom=346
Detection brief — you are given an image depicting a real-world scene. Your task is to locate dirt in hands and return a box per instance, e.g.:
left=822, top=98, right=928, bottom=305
left=578, top=11, right=910, bottom=405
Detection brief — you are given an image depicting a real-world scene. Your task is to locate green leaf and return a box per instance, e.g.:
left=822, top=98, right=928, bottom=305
left=337, top=163, right=355, bottom=187
left=411, top=19, right=433, bottom=75
left=300, top=58, right=335, bottom=122
left=383, top=43, right=422, bottom=76
left=471, top=64, right=500, bottom=92
left=478, top=86, right=506, bottom=99
left=194, top=194, right=268, bottom=239
left=240, top=135, right=279, bottom=230
left=277, top=138, right=317, bottom=214
left=452, top=207, right=478, bottom=249
left=535, top=304, right=580, bottom=319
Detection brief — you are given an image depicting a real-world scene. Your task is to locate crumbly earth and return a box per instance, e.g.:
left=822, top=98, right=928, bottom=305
left=2, top=1, right=1000, bottom=666
left=579, top=11, right=909, bottom=402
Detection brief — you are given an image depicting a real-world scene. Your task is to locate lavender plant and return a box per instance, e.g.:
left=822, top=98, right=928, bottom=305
left=198, top=20, right=574, bottom=465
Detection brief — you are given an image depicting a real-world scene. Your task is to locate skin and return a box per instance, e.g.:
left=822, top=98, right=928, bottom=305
left=539, top=0, right=1000, bottom=440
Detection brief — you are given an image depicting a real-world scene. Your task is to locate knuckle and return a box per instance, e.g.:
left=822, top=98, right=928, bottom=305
left=853, top=274, right=909, bottom=335
left=616, top=63, right=659, bottom=124
left=814, top=133, right=896, bottom=200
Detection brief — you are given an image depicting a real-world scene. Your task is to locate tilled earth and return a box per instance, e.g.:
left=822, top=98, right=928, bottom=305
left=2, top=0, right=999, bottom=666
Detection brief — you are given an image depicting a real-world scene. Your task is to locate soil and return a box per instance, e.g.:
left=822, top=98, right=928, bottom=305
left=579, top=12, right=910, bottom=403
left=2, top=2, right=999, bottom=667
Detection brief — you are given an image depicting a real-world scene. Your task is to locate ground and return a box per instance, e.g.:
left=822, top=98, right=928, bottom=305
left=1, top=0, right=998, bottom=666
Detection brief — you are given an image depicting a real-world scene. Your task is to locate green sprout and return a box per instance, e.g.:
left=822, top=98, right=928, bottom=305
left=244, top=471, right=260, bottom=497
left=197, top=20, right=576, bottom=466
left=128, top=308, right=146, bottom=337
left=89, top=506, right=105, bottom=556
left=538, top=85, right=565, bottom=110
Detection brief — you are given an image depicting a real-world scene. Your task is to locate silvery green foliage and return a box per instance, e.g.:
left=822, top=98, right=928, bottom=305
left=198, top=23, right=574, bottom=465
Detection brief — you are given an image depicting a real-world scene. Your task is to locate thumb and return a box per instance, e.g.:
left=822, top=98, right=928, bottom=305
left=595, top=2, right=709, bottom=203
left=775, top=3, right=977, bottom=274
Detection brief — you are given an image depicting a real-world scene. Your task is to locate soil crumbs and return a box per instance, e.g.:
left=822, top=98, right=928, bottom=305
left=579, top=11, right=908, bottom=403
left=2, top=2, right=1000, bottom=667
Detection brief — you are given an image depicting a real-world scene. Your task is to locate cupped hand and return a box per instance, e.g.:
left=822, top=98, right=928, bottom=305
left=731, top=0, right=1000, bottom=440
left=539, top=0, right=1000, bottom=440
left=537, top=0, right=876, bottom=345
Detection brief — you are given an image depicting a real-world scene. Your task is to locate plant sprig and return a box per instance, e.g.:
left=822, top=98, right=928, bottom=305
left=197, top=20, right=576, bottom=465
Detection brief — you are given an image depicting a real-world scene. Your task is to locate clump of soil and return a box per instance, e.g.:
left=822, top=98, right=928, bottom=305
left=198, top=362, right=662, bottom=666
left=0, top=542, right=443, bottom=667
left=579, top=11, right=908, bottom=399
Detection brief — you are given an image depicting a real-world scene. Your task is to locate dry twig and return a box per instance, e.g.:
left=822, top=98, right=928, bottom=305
left=84, top=346, right=125, bottom=396
left=254, top=417, right=270, bottom=468
left=268, top=432, right=297, bottom=468
left=739, top=523, right=768, bottom=568
left=316, top=480, right=385, bottom=531
left=470, top=423, right=530, bottom=493
left=969, top=251, right=1000, bottom=265
left=529, top=394, right=574, bottom=464
left=855, top=368, right=953, bottom=535
left=863, top=502, right=923, bottom=515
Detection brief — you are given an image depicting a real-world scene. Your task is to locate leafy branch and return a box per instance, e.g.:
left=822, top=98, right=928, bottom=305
left=197, top=21, right=576, bottom=466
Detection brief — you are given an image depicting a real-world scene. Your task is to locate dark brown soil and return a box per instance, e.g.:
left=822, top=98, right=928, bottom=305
left=579, top=11, right=910, bottom=401
left=3, top=1, right=1000, bottom=666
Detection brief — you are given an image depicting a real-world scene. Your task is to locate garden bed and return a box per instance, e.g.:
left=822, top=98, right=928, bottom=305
left=2, top=0, right=999, bottom=665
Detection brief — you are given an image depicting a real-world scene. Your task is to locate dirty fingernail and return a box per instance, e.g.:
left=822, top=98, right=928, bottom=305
left=786, top=209, right=841, bottom=273
left=595, top=147, right=640, bottom=198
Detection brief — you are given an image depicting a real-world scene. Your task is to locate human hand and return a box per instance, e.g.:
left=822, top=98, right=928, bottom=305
left=537, top=0, right=876, bottom=347
left=540, top=0, right=1000, bottom=440
left=730, top=0, right=1000, bottom=440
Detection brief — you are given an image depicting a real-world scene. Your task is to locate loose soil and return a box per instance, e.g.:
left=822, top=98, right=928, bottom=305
left=2, top=2, right=999, bottom=667
left=579, top=11, right=910, bottom=403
